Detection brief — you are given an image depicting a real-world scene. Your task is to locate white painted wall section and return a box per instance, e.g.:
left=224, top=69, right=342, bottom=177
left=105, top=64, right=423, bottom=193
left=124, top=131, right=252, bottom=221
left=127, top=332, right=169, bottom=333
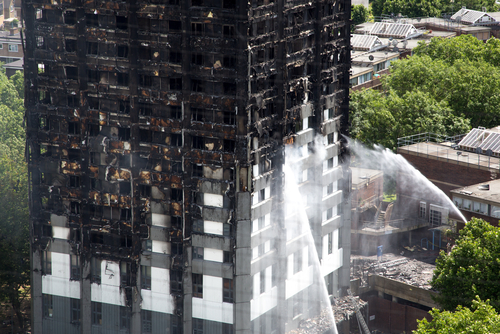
left=204, top=220, right=223, bottom=235
left=91, top=260, right=126, bottom=306
left=204, top=194, right=223, bottom=208
left=152, top=213, right=168, bottom=227
left=192, top=274, right=233, bottom=324
left=321, top=248, right=343, bottom=276
left=52, top=226, right=70, bottom=240
left=204, top=248, right=223, bottom=263
left=152, top=240, right=169, bottom=254
left=142, top=267, right=174, bottom=314
left=41, top=252, right=80, bottom=299
left=251, top=286, right=278, bottom=320
left=203, top=275, right=222, bottom=303
left=192, top=298, right=234, bottom=324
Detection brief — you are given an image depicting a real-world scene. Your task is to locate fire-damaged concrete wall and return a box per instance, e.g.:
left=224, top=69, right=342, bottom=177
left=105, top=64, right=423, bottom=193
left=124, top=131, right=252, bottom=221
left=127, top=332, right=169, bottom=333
left=24, top=0, right=351, bottom=333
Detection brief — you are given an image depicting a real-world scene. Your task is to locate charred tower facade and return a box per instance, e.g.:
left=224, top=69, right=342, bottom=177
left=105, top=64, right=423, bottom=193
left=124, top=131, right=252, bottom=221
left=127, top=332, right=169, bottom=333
left=24, top=0, right=351, bottom=333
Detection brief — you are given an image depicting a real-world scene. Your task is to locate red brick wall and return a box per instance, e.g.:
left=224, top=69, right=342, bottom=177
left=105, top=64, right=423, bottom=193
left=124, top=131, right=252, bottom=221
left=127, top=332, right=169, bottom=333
left=399, top=153, right=498, bottom=197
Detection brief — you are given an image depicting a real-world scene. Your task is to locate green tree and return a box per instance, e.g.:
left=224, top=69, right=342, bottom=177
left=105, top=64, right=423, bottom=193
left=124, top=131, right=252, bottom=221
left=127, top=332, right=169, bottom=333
left=352, top=4, right=369, bottom=30
left=414, top=298, right=500, bottom=334
left=0, top=70, right=29, bottom=331
left=350, top=87, right=470, bottom=151
left=9, top=71, right=24, bottom=98
left=431, top=218, right=500, bottom=311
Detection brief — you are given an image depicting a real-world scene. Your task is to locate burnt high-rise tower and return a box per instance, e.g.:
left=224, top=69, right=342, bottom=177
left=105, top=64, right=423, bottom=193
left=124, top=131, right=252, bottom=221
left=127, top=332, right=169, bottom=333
left=24, top=0, right=351, bottom=333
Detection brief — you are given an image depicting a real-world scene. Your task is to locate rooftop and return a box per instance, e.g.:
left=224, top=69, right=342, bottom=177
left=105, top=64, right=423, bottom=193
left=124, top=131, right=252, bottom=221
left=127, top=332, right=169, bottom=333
left=351, top=167, right=383, bottom=188
left=369, top=22, right=420, bottom=39
left=351, top=50, right=399, bottom=65
left=397, top=132, right=500, bottom=173
left=450, top=8, right=497, bottom=25
left=351, top=34, right=383, bottom=51
left=451, top=179, right=500, bottom=205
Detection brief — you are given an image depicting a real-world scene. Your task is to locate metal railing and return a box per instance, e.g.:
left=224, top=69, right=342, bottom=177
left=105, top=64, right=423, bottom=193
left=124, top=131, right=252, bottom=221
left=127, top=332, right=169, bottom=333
left=397, top=132, right=465, bottom=148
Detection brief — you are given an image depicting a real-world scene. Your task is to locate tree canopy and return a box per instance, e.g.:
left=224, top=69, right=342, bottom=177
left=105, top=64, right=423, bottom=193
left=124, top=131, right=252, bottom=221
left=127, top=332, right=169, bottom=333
left=431, top=218, right=500, bottom=312
left=352, top=4, right=369, bottom=30
left=371, top=0, right=500, bottom=18
left=414, top=298, right=500, bottom=334
left=0, top=69, right=29, bottom=331
left=349, top=35, right=500, bottom=149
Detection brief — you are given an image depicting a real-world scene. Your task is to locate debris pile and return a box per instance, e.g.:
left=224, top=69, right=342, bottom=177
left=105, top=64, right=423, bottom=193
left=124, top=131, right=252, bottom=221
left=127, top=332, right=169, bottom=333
left=351, top=253, right=435, bottom=289
left=287, top=296, right=368, bottom=334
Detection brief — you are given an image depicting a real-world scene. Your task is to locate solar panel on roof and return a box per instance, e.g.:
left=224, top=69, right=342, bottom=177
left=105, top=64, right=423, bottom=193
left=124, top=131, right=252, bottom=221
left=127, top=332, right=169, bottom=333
left=458, top=128, right=500, bottom=155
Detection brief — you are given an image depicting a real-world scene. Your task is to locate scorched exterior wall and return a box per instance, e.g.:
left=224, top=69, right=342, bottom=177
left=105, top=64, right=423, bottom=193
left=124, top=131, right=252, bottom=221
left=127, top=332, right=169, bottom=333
left=24, top=0, right=351, bottom=333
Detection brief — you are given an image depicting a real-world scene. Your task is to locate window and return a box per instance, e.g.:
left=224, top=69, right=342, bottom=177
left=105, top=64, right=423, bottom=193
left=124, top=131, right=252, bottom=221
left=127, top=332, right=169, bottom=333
left=223, top=0, right=236, bottom=8
left=43, top=294, right=53, bottom=318
left=193, top=247, right=204, bottom=260
left=170, top=51, right=182, bottom=64
left=91, top=258, right=101, bottom=284
left=171, top=270, right=183, bottom=294
left=117, top=73, right=129, bottom=86
left=223, top=223, right=231, bottom=237
left=328, top=232, right=333, bottom=254
left=170, top=106, right=182, bottom=119
left=68, top=122, right=80, bottom=135
left=8, top=44, right=18, bottom=52
left=191, top=79, right=204, bottom=92
left=86, top=13, right=99, bottom=27
left=170, top=78, right=182, bottom=90
left=223, top=278, right=233, bottom=303
left=172, top=243, right=183, bottom=256
left=192, top=136, right=204, bottom=149
left=92, top=302, right=102, bottom=326
left=419, top=202, right=426, bottom=218
left=42, top=251, right=51, bottom=275
left=142, top=310, right=152, bottom=333
left=223, top=25, right=235, bottom=37
left=64, top=10, right=76, bottom=24
left=193, top=274, right=203, bottom=298
left=117, top=44, right=129, bottom=58
left=139, top=185, right=151, bottom=197
left=293, top=249, right=302, bottom=274
left=121, top=262, right=131, bottom=286
left=223, top=111, right=236, bottom=125
left=70, top=201, right=80, bottom=214
left=141, top=265, right=151, bottom=290
left=116, top=16, right=128, bottom=30
left=191, top=22, right=203, bottom=35
left=223, top=251, right=231, bottom=263
left=120, top=307, right=131, bottom=331
left=65, top=39, right=77, bottom=52
left=193, top=219, right=203, bottom=233
left=67, top=95, right=80, bottom=108
left=193, top=318, right=203, bottom=334
left=71, top=298, right=80, bottom=324
left=260, top=270, right=266, bottom=294
left=36, top=36, right=45, bottom=49
left=66, top=66, right=78, bottom=80
left=338, top=228, right=342, bottom=249
left=224, top=140, right=235, bottom=152
left=429, top=210, right=442, bottom=226
left=70, top=254, right=80, bottom=280
left=169, top=20, right=182, bottom=31
left=191, top=54, right=204, bottom=66
left=87, top=42, right=98, bottom=55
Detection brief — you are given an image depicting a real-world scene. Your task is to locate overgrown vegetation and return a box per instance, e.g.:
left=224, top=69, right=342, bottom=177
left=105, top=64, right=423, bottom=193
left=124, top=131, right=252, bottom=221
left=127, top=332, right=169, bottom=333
left=350, top=35, right=500, bottom=150
left=370, top=0, right=500, bottom=18
left=431, top=218, right=500, bottom=312
left=0, top=70, right=29, bottom=332
left=414, top=298, right=500, bottom=334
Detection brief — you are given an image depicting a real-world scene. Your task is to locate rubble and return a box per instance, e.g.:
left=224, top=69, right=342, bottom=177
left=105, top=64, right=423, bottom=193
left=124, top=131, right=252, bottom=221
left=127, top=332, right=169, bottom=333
left=351, top=253, right=436, bottom=290
left=287, top=296, right=368, bottom=334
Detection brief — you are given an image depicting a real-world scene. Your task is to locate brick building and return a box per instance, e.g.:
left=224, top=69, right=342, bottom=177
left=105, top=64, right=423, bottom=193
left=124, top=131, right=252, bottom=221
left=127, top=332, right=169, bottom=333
left=24, top=0, right=352, bottom=333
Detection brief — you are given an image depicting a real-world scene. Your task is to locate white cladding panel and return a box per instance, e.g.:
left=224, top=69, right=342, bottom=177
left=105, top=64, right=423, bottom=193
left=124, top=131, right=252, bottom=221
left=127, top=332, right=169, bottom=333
left=42, top=276, right=80, bottom=299
left=204, top=248, right=223, bottom=263
left=203, top=275, right=222, bottom=303
left=321, top=248, right=343, bottom=276
left=152, top=213, right=168, bottom=227
left=192, top=298, right=234, bottom=324
left=204, top=194, right=223, bottom=207
left=152, top=240, right=169, bottom=254
left=204, top=220, right=223, bottom=235
left=52, top=226, right=70, bottom=240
